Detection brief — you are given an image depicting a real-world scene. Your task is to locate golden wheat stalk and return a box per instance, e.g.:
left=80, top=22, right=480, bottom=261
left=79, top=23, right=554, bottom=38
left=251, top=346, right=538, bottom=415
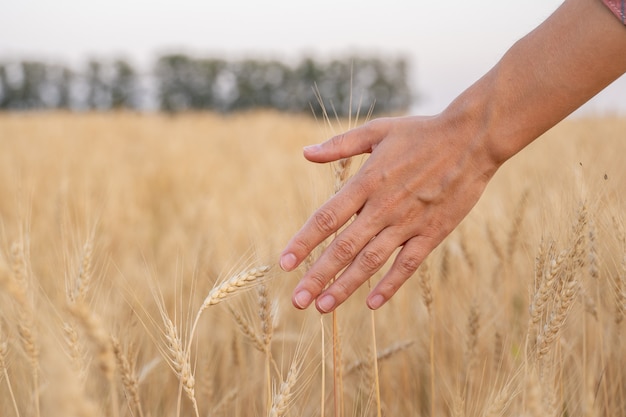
left=570, top=202, right=588, bottom=270
left=528, top=250, right=567, bottom=330
left=68, top=235, right=95, bottom=305
left=162, top=316, right=198, bottom=417
left=69, top=302, right=120, bottom=417
left=228, top=306, right=266, bottom=353
left=268, top=360, right=300, bottom=417
left=258, top=284, right=275, bottom=414
left=9, top=239, right=40, bottom=417
left=617, top=261, right=626, bottom=327
left=189, top=265, right=270, bottom=345
left=506, top=190, right=529, bottom=260
left=615, top=217, right=626, bottom=326
left=587, top=219, right=599, bottom=280
left=419, top=262, right=435, bottom=417
left=62, top=321, right=85, bottom=377
left=111, top=336, right=144, bottom=417
left=535, top=271, right=579, bottom=360
left=465, top=300, right=480, bottom=373
left=203, top=265, right=271, bottom=308
left=0, top=323, right=20, bottom=417
left=367, top=280, right=382, bottom=417
left=345, top=340, right=415, bottom=375
left=482, top=381, right=516, bottom=417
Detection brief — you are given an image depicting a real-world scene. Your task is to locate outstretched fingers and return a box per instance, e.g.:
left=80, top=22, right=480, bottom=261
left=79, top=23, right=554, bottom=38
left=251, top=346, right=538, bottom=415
left=289, top=203, right=383, bottom=310
left=280, top=170, right=372, bottom=271
left=281, top=121, right=390, bottom=284
left=311, top=227, right=403, bottom=313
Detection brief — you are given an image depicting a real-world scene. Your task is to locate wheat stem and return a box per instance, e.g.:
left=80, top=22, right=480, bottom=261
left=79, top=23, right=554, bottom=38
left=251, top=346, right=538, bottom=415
left=320, top=315, right=326, bottom=417
left=367, top=280, right=382, bottom=417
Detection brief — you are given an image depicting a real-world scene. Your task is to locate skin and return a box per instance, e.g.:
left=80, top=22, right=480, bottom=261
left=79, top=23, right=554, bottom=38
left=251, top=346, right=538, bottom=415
left=280, top=0, right=626, bottom=314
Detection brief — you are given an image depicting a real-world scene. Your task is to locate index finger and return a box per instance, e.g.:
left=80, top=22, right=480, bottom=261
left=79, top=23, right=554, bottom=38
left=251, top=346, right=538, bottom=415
left=279, top=182, right=365, bottom=272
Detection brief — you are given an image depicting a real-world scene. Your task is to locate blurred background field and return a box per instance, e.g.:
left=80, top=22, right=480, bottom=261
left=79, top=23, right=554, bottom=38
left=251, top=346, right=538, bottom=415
left=2, top=1, right=626, bottom=415
left=0, top=111, right=624, bottom=416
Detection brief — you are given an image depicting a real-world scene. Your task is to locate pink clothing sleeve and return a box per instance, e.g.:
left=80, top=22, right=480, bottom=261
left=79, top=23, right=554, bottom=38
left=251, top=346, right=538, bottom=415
left=602, top=0, right=626, bottom=24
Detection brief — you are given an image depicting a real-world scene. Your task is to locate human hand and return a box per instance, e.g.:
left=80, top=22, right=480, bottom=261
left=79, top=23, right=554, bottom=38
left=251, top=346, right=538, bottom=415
left=278, top=0, right=626, bottom=314
left=280, top=113, right=500, bottom=313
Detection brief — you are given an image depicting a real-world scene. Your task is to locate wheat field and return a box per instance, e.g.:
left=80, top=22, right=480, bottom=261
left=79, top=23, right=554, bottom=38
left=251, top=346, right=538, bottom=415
left=0, top=111, right=624, bottom=417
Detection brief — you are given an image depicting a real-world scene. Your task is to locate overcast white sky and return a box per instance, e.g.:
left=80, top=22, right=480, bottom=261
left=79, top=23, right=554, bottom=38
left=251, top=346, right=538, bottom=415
left=1, top=0, right=624, bottom=115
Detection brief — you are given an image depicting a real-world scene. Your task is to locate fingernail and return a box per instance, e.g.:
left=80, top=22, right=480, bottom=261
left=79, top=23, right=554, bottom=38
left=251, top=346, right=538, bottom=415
left=280, top=253, right=297, bottom=271
left=317, top=294, right=336, bottom=313
left=368, top=294, right=385, bottom=310
left=303, top=144, right=321, bottom=154
left=293, top=290, right=312, bottom=309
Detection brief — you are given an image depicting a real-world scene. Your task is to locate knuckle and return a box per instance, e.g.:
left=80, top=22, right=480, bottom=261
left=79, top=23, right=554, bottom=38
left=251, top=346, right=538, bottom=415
left=364, top=117, right=387, bottom=133
left=332, top=237, right=357, bottom=264
left=313, top=208, right=338, bottom=234
left=292, top=236, right=313, bottom=255
left=329, top=132, right=347, bottom=150
left=397, top=255, right=421, bottom=276
left=360, top=249, right=384, bottom=273
left=331, top=278, right=352, bottom=299
left=308, top=271, right=329, bottom=292
left=378, top=278, right=401, bottom=297
left=353, top=174, right=377, bottom=196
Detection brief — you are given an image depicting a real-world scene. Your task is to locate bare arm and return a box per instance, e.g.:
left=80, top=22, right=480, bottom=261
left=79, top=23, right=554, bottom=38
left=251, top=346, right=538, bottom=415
left=280, top=0, right=626, bottom=314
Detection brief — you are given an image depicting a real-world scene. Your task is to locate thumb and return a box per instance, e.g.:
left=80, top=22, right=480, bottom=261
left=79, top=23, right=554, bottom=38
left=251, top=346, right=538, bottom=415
left=303, top=119, right=388, bottom=163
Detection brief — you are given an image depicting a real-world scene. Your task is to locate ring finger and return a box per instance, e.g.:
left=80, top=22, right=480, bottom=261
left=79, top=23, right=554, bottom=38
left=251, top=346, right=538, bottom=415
left=314, top=225, right=407, bottom=313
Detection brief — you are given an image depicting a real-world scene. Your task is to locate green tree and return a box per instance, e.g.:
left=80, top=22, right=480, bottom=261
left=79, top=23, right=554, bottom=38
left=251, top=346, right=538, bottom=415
left=0, top=65, right=8, bottom=109
left=86, top=60, right=112, bottom=109
left=111, top=59, right=136, bottom=109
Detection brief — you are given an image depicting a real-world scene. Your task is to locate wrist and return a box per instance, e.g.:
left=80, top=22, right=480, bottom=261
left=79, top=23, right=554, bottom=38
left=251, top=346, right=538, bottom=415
left=436, top=84, right=507, bottom=183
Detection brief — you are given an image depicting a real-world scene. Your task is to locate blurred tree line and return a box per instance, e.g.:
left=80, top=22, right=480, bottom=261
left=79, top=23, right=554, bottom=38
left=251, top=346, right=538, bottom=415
left=0, top=55, right=412, bottom=116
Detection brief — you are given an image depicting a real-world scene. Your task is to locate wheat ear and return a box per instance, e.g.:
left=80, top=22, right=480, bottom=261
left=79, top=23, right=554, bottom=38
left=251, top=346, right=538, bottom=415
left=486, top=222, right=505, bottom=262
left=523, top=367, right=545, bottom=417
left=10, top=240, right=40, bottom=417
left=111, top=336, right=144, bottom=417
left=268, top=360, right=300, bottom=417
left=0, top=323, right=20, bottom=417
left=162, top=316, right=198, bottom=417
left=452, top=390, right=466, bottom=417
left=570, top=202, right=588, bottom=269
left=69, top=302, right=119, bottom=417
left=482, top=381, right=515, bottom=417
left=419, top=262, right=435, bottom=417
left=535, top=270, right=579, bottom=360
left=62, top=321, right=85, bottom=377
left=528, top=250, right=567, bottom=335
left=506, top=190, right=529, bottom=259
left=258, top=284, right=274, bottom=414
left=587, top=219, right=599, bottom=280
left=69, top=235, right=95, bottom=304
left=615, top=218, right=626, bottom=326
left=345, top=340, right=415, bottom=375
left=228, top=306, right=265, bottom=353
left=616, top=255, right=626, bottom=327
left=532, top=204, right=586, bottom=361
left=189, top=265, right=270, bottom=345
left=465, top=300, right=480, bottom=373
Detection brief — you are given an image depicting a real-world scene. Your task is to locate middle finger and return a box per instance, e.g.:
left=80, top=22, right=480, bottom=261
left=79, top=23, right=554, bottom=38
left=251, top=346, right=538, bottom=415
left=293, top=204, right=383, bottom=306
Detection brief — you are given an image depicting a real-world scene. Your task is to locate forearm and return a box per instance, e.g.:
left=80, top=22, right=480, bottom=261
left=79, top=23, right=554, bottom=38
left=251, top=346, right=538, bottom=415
left=446, top=0, right=626, bottom=166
